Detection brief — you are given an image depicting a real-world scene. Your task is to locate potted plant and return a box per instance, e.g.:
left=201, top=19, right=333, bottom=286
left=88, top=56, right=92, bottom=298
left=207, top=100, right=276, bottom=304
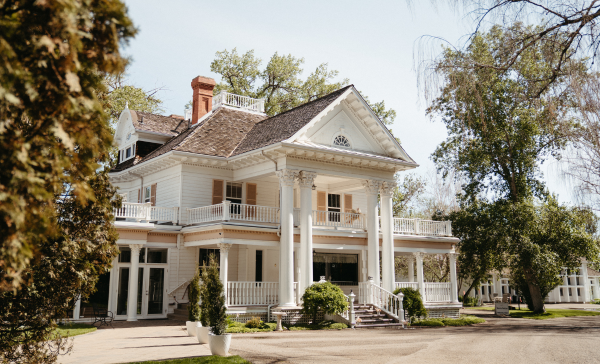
left=186, top=265, right=201, bottom=337
left=205, top=254, right=231, bottom=356
left=196, top=261, right=211, bottom=344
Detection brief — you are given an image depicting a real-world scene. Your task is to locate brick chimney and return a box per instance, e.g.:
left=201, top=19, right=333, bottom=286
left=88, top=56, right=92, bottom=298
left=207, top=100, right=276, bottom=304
left=191, top=76, right=216, bottom=124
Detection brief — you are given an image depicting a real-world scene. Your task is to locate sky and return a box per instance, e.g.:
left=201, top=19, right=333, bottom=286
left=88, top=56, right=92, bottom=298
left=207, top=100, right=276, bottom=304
left=122, top=0, right=574, bottom=204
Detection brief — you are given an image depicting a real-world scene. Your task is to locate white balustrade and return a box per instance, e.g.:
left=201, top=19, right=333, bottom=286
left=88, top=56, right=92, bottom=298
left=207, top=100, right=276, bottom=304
left=393, top=218, right=452, bottom=236
left=394, top=282, right=419, bottom=291
left=213, top=91, right=265, bottom=113
left=312, top=210, right=365, bottom=229
left=188, top=202, right=280, bottom=225
left=114, top=202, right=151, bottom=222
left=362, top=281, right=404, bottom=322
left=149, top=206, right=179, bottom=224
left=227, top=282, right=279, bottom=306
left=187, top=204, right=224, bottom=224
left=424, top=282, right=452, bottom=302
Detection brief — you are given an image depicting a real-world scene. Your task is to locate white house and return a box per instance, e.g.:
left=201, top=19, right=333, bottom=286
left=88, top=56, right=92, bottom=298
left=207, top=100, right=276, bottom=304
left=80, top=75, right=462, bottom=325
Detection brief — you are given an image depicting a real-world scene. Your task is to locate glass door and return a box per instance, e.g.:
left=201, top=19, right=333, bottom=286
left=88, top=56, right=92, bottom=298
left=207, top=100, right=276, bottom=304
left=142, top=266, right=166, bottom=317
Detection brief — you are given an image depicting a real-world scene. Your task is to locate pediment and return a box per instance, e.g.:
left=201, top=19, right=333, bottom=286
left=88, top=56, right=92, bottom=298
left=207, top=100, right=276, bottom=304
left=114, top=108, right=137, bottom=148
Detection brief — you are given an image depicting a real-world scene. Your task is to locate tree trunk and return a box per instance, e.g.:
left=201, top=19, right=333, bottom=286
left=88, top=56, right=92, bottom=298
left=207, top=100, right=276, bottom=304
left=524, top=268, right=546, bottom=313
left=463, top=279, right=479, bottom=303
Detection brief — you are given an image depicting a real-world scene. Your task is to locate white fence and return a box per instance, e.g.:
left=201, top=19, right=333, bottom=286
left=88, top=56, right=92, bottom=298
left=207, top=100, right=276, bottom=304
left=424, top=282, right=451, bottom=302
left=114, top=202, right=178, bottom=223
left=187, top=202, right=280, bottom=225
left=213, top=91, right=265, bottom=113
left=393, top=218, right=452, bottom=236
left=313, top=210, right=365, bottom=229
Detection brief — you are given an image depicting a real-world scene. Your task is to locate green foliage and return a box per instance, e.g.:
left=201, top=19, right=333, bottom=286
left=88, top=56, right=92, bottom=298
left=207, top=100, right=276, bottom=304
left=301, top=282, right=348, bottom=323
left=0, top=169, right=121, bottom=363
left=226, top=321, right=276, bottom=333
left=202, top=254, right=227, bottom=335
left=593, top=299, right=600, bottom=305
left=209, top=48, right=395, bottom=124
left=460, top=296, right=479, bottom=307
left=412, top=316, right=485, bottom=327
left=392, top=173, right=426, bottom=217
left=429, top=24, right=599, bottom=313
left=244, top=317, right=262, bottom=329
left=126, top=355, right=251, bottom=364
left=188, top=266, right=201, bottom=322
left=0, top=0, right=136, bottom=294
left=286, top=320, right=348, bottom=331
left=53, top=323, right=97, bottom=338
left=102, top=74, right=164, bottom=127
left=393, top=287, right=427, bottom=320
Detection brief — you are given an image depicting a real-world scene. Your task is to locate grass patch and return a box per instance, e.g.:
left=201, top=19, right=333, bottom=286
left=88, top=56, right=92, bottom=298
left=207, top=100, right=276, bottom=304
left=465, top=306, right=600, bottom=319
left=54, top=323, right=96, bottom=338
left=127, top=356, right=250, bottom=364
left=226, top=321, right=277, bottom=333
left=412, top=315, right=485, bottom=327
left=286, top=320, right=347, bottom=331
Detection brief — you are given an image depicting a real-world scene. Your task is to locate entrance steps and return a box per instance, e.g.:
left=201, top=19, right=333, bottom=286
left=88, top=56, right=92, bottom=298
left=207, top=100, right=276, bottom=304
left=167, top=303, right=188, bottom=321
left=354, top=304, right=405, bottom=329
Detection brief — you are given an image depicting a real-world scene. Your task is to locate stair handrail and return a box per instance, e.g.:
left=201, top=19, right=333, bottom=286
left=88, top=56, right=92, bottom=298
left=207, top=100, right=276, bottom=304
left=366, top=278, right=405, bottom=325
left=167, top=279, right=191, bottom=296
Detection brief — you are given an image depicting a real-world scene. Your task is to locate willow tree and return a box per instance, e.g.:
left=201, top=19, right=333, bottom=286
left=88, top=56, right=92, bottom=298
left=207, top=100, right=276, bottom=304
left=428, top=24, right=598, bottom=313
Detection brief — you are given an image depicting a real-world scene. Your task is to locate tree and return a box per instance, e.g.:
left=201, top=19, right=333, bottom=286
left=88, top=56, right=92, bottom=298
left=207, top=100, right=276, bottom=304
left=208, top=48, right=396, bottom=123
left=301, top=282, right=348, bottom=324
left=392, top=287, right=427, bottom=320
left=0, top=169, right=121, bottom=363
left=428, top=25, right=598, bottom=313
left=392, top=173, right=426, bottom=217
left=202, top=254, right=227, bottom=336
left=0, top=0, right=136, bottom=291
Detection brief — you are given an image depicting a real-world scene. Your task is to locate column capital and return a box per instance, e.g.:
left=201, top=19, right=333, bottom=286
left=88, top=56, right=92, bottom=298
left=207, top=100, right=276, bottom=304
left=362, top=180, right=382, bottom=195
left=129, top=244, right=144, bottom=253
left=276, top=169, right=299, bottom=187
left=412, top=251, right=425, bottom=260
left=217, top=243, right=233, bottom=253
left=448, top=252, right=459, bottom=259
left=379, top=181, right=396, bottom=197
left=297, top=171, right=317, bottom=189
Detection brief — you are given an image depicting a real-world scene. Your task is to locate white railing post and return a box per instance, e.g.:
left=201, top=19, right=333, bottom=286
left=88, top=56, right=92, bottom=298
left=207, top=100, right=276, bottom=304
left=144, top=202, right=152, bottom=221
left=367, top=276, right=374, bottom=305
left=348, top=291, right=356, bottom=328
left=172, top=207, right=179, bottom=225
left=223, top=201, right=231, bottom=221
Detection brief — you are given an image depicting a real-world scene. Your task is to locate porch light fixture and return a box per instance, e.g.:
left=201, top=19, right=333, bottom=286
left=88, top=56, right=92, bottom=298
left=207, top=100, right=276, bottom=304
left=311, top=184, right=316, bottom=190
left=313, top=250, right=316, bottom=256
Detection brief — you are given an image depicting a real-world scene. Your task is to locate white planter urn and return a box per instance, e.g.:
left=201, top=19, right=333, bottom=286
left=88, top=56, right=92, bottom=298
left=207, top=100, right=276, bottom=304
left=186, top=321, right=201, bottom=337
left=197, top=326, right=211, bottom=344
left=208, top=333, right=232, bottom=356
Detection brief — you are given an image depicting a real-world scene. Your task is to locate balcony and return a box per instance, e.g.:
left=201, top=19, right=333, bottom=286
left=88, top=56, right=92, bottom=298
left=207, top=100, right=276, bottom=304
left=392, top=218, right=452, bottom=237
left=212, top=91, right=265, bottom=113
left=114, top=202, right=179, bottom=224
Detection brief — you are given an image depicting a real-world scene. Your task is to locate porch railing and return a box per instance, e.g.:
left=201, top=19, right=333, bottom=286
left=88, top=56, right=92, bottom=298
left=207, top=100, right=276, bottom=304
left=213, top=91, right=265, bottom=113
left=360, top=280, right=404, bottom=322
left=187, top=202, right=280, bottom=225
left=226, top=281, right=298, bottom=306
left=312, top=210, right=365, bottom=229
left=114, top=202, right=178, bottom=223
left=393, top=218, right=452, bottom=236
left=424, top=282, right=451, bottom=302
left=394, top=282, right=419, bottom=291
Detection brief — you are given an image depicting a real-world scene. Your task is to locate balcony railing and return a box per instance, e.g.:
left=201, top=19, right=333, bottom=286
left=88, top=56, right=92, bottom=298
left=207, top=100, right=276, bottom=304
left=114, top=202, right=178, bottom=224
left=313, top=210, right=365, bottom=229
left=187, top=201, right=280, bottom=225
left=213, top=91, right=265, bottom=113
left=393, top=218, right=452, bottom=237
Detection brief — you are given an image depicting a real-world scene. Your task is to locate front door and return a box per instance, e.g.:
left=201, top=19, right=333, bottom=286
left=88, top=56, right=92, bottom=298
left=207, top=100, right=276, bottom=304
left=142, top=266, right=166, bottom=317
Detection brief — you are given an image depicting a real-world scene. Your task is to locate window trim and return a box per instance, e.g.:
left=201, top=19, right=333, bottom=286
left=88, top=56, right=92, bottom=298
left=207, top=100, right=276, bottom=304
left=119, top=143, right=136, bottom=163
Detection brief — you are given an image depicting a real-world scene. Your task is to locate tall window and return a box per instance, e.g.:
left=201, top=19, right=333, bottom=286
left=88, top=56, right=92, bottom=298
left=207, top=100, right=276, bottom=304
left=144, top=186, right=151, bottom=203
left=328, top=193, right=341, bottom=222
left=199, top=248, right=220, bottom=270
left=255, top=250, right=263, bottom=282
left=226, top=182, right=242, bottom=204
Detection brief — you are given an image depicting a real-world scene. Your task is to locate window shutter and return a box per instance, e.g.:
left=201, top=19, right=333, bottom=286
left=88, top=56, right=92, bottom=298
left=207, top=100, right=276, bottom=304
left=150, top=183, right=157, bottom=206
left=316, top=191, right=326, bottom=222
left=212, top=179, right=224, bottom=205
left=344, top=194, right=353, bottom=213
left=246, top=183, right=257, bottom=205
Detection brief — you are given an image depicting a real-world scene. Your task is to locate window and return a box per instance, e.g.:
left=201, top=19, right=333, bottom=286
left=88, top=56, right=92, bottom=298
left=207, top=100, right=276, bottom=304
left=312, top=253, right=358, bottom=285
left=144, top=186, right=151, bottom=203
left=333, top=135, right=351, bottom=148
left=119, top=143, right=136, bottom=163
left=199, top=248, right=220, bottom=270
left=255, top=250, right=263, bottom=282
left=328, top=193, right=341, bottom=222
left=226, top=182, right=242, bottom=204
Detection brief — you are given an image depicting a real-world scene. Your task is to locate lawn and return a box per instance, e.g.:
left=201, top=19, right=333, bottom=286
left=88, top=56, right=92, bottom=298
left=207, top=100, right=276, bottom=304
left=54, top=323, right=97, bottom=337
left=467, top=307, right=600, bottom=320
left=411, top=315, right=485, bottom=327
left=127, top=356, right=250, bottom=364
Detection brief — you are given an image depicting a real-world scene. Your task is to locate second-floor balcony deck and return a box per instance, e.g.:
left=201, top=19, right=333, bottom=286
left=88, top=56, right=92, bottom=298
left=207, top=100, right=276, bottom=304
left=114, top=202, right=453, bottom=237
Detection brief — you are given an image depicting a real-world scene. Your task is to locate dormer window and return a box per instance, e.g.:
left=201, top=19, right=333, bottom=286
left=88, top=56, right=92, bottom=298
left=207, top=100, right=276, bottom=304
left=333, top=135, right=351, bottom=148
left=119, top=143, right=136, bottom=163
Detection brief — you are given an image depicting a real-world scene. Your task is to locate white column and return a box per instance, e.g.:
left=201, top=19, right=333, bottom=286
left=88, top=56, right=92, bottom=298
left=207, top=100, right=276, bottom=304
left=581, top=261, right=591, bottom=303
left=492, top=272, right=499, bottom=298
left=297, top=171, right=316, bottom=295
left=593, top=277, right=600, bottom=300
left=277, top=169, right=298, bottom=307
left=414, top=252, right=425, bottom=302
left=72, top=297, right=81, bottom=320
left=449, top=252, right=459, bottom=303
left=407, top=256, right=415, bottom=282
left=218, top=243, right=232, bottom=304
left=127, top=244, right=143, bottom=321
left=362, top=180, right=382, bottom=286
left=379, top=181, right=395, bottom=292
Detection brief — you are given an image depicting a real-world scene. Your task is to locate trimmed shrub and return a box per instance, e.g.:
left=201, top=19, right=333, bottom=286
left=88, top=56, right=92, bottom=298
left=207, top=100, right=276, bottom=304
left=393, top=287, right=427, bottom=320
left=245, top=317, right=262, bottom=328
left=203, top=254, right=227, bottom=335
left=188, top=265, right=201, bottom=322
left=301, top=282, right=348, bottom=323
left=199, top=263, right=209, bottom=327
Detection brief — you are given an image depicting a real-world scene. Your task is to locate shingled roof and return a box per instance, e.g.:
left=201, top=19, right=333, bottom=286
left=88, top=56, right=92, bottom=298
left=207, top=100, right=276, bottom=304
left=132, top=111, right=185, bottom=136
left=232, top=85, right=351, bottom=156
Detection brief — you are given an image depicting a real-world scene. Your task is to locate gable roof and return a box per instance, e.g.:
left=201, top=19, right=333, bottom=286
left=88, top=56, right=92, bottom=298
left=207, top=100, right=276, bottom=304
left=232, top=85, right=352, bottom=156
